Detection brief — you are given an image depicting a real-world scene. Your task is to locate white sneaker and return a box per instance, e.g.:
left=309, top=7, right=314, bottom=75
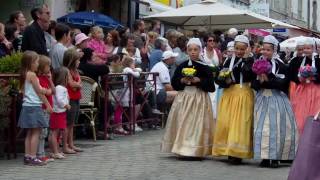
left=152, top=109, right=164, bottom=115
left=135, top=124, right=143, bottom=132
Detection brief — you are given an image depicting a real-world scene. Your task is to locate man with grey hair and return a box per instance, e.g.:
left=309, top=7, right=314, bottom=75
left=149, top=38, right=167, bottom=69
left=221, top=28, right=238, bottom=53
left=21, top=4, right=51, bottom=55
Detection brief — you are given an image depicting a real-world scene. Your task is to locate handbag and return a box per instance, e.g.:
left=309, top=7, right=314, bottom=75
left=288, top=111, right=320, bottom=180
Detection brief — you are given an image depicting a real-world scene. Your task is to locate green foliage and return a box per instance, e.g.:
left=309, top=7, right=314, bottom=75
left=0, top=84, right=11, bottom=130
left=0, top=53, right=22, bottom=73
left=0, top=52, right=22, bottom=129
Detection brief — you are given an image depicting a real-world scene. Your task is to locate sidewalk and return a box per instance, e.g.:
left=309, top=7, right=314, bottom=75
left=0, top=130, right=290, bottom=180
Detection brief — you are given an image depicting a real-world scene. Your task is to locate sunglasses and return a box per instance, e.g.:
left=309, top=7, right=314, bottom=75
left=208, top=39, right=215, bottom=42
left=43, top=11, right=50, bottom=15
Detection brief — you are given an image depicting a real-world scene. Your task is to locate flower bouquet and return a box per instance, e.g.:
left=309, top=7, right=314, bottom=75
left=298, top=65, right=317, bottom=83
left=252, top=59, right=272, bottom=75
left=217, top=68, right=232, bottom=82
left=182, top=67, right=197, bottom=77
left=182, top=67, right=197, bottom=85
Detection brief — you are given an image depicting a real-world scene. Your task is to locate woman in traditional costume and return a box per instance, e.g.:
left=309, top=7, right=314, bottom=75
left=288, top=39, right=305, bottom=101
left=161, top=38, right=215, bottom=159
left=252, top=35, right=298, bottom=168
left=289, top=37, right=320, bottom=134
left=212, top=35, right=255, bottom=164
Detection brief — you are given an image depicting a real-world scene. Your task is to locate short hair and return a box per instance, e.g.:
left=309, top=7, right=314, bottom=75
left=121, top=56, right=134, bottom=68
left=133, top=19, right=144, bottom=31
left=154, top=38, right=164, bottom=49
left=165, top=29, right=182, bottom=44
left=55, top=23, right=70, bottom=41
left=30, top=7, right=42, bottom=21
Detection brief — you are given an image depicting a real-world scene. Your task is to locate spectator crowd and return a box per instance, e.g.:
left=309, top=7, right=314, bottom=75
left=1, top=4, right=319, bottom=175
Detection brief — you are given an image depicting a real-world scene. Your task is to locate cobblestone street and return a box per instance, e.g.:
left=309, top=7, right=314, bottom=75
left=0, top=130, right=290, bottom=180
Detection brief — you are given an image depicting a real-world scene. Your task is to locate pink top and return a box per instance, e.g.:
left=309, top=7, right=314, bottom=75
left=87, top=38, right=107, bottom=60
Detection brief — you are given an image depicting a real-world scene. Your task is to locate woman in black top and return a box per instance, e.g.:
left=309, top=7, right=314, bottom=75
left=212, top=35, right=255, bottom=164
left=161, top=38, right=215, bottom=159
left=252, top=35, right=298, bottom=168
left=78, top=48, right=109, bottom=82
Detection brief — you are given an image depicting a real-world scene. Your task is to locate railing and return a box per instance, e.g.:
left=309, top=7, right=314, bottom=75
left=103, top=72, right=159, bottom=139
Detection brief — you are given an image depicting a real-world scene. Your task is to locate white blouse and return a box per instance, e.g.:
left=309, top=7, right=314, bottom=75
left=53, top=85, right=69, bottom=113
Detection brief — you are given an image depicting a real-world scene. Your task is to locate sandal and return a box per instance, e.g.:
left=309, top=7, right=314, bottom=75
left=72, top=146, right=83, bottom=152
left=63, top=149, right=77, bottom=154
left=114, top=128, right=129, bottom=135
left=50, top=153, right=66, bottom=159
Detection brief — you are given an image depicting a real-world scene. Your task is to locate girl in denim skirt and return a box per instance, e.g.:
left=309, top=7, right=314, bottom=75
left=18, top=51, right=53, bottom=166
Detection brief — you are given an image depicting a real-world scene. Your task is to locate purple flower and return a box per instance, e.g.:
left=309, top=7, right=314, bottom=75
left=252, top=59, right=272, bottom=75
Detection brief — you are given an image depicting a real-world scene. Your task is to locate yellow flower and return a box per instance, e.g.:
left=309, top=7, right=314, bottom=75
left=182, top=67, right=197, bottom=77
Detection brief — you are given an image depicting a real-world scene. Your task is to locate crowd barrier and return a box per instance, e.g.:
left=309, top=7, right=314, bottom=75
left=103, top=72, right=160, bottom=139
left=0, top=72, right=161, bottom=157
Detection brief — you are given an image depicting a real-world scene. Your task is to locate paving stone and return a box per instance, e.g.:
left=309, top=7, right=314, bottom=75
left=0, top=130, right=290, bottom=180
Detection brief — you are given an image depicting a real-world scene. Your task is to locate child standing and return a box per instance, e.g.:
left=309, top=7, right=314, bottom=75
left=63, top=49, right=83, bottom=153
left=289, top=37, right=320, bottom=134
left=18, top=51, right=52, bottom=166
left=36, top=55, right=55, bottom=163
left=121, top=56, right=143, bottom=132
left=161, top=38, right=216, bottom=159
left=49, top=67, right=70, bottom=159
left=212, top=35, right=255, bottom=164
left=252, top=35, right=298, bottom=168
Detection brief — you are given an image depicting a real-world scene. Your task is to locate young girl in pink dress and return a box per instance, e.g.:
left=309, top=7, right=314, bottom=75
left=289, top=37, right=320, bottom=134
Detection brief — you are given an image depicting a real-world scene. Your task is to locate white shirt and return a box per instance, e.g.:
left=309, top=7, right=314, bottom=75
left=148, top=61, right=171, bottom=94
left=53, top=85, right=69, bottom=113
left=202, top=47, right=219, bottom=66
left=121, top=67, right=142, bottom=107
left=113, top=47, right=142, bottom=65
left=50, top=42, right=68, bottom=70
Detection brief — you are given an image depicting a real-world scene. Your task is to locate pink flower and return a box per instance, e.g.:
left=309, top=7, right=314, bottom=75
left=252, top=59, right=272, bottom=75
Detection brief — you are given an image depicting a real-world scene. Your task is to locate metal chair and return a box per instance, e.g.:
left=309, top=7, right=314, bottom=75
left=79, top=76, right=98, bottom=141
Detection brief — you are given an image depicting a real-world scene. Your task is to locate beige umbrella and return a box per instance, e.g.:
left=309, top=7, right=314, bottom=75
left=144, top=0, right=298, bottom=30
